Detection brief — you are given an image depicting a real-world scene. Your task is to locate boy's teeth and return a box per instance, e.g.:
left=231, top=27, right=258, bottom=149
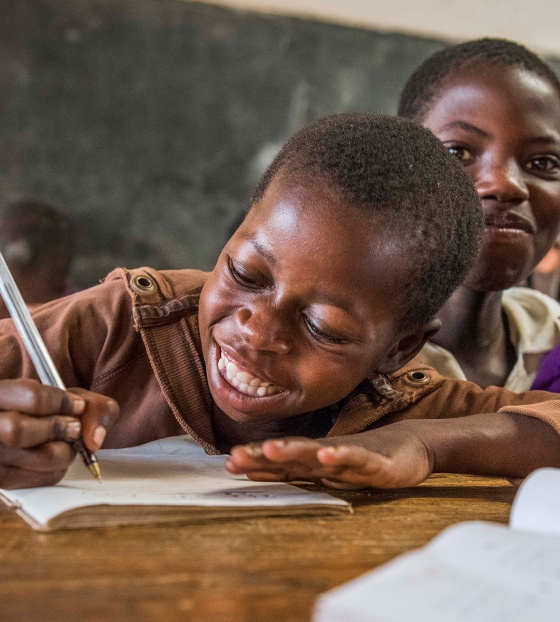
left=219, top=350, right=281, bottom=397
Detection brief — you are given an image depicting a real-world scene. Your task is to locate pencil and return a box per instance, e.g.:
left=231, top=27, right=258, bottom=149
left=0, top=251, right=102, bottom=482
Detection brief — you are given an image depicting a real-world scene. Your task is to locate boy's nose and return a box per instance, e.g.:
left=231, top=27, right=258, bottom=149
left=235, top=308, right=292, bottom=355
left=475, top=159, right=530, bottom=204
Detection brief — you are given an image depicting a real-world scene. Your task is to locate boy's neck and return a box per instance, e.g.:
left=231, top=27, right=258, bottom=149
left=431, top=286, right=516, bottom=387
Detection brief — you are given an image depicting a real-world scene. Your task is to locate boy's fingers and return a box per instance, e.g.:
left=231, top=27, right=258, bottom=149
left=0, top=379, right=85, bottom=417
left=226, top=447, right=267, bottom=473
left=245, top=471, right=290, bottom=482
left=318, top=445, right=428, bottom=488
left=245, top=470, right=318, bottom=484
left=228, top=440, right=324, bottom=475
left=245, top=445, right=384, bottom=485
left=228, top=441, right=354, bottom=482
left=0, top=441, right=75, bottom=472
left=0, top=412, right=82, bottom=449
left=317, top=446, right=394, bottom=487
left=317, top=445, right=383, bottom=470
left=69, top=389, right=120, bottom=451
left=231, top=458, right=342, bottom=482
left=261, top=438, right=323, bottom=463
left=232, top=442, right=413, bottom=489
left=0, top=463, right=67, bottom=490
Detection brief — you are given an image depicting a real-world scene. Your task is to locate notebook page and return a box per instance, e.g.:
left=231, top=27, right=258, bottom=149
left=510, top=467, right=560, bottom=537
left=313, top=521, right=560, bottom=622
left=0, top=436, right=349, bottom=526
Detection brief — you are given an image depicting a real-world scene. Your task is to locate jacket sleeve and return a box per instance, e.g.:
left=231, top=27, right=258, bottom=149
left=410, top=378, right=559, bottom=419
left=379, top=364, right=560, bottom=427
left=0, top=270, right=141, bottom=389
left=329, top=361, right=560, bottom=436
left=496, top=400, right=560, bottom=435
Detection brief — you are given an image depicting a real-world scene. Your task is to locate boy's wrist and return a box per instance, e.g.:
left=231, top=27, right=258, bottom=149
left=411, top=417, right=473, bottom=475
left=412, top=412, right=560, bottom=478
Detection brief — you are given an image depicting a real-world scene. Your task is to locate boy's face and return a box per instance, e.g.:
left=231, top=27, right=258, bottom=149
left=422, top=65, right=560, bottom=291
left=198, top=177, right=416, bottom=424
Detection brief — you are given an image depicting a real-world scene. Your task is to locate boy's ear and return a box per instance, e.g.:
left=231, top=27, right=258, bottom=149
left=374, top=318, right=441, bottom=375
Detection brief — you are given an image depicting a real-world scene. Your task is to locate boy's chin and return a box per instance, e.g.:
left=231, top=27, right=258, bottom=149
left=214, top=401, right=294, bottom=429
left=215, top=401, right=265, bottom=424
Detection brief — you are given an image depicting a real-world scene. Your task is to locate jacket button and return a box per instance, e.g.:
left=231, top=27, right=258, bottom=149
left=406, top=371, right=430, bottom=384
left=131, top=274, right=156, bottom=293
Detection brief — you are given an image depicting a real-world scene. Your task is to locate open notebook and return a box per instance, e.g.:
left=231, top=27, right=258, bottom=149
left=0, top=436, right=351, bottom=531
left=313, top=468, right=560, bottom=622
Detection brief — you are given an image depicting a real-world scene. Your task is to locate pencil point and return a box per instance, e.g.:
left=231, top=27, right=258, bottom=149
left=89, top=462, right=103, bottom=483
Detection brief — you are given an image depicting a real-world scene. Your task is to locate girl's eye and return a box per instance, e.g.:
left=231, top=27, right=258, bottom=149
left=228, top=259, right=261, bottom=289
left=303, top=316, right=348, bottom=345
left=527, top=156, right=560, bottom=174
left=447, top=145, right=474, bottom=163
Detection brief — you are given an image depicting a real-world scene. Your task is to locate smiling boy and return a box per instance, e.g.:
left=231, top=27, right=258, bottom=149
left=0, top=113, right=559, bottom=490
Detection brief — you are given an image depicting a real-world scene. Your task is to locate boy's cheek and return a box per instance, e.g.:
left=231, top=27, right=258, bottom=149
left=300, top=365, right=364, bottom=408
left=200, top=282, right=241, bottom=327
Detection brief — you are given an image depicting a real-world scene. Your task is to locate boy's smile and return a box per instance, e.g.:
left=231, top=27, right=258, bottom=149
left=422, top=65, right=560, bottom=291
left=218, top=348, right=281, bottom=397
left=198, top=177, right=427, bottom=426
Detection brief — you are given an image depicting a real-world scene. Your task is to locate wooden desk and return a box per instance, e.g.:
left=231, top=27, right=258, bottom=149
left=0, top=474, right=515, bottom=622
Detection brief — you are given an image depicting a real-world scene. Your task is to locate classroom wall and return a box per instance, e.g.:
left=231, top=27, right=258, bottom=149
left=198, top=0, right=560, bottom=57
left=2, top=0, right=560, bottom=288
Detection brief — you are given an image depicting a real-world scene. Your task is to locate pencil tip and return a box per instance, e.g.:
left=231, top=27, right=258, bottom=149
left=89, top=462, right=103, bottom=483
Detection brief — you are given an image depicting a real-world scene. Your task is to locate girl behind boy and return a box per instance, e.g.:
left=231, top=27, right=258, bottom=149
left=399, top=38, right=560, bottom=391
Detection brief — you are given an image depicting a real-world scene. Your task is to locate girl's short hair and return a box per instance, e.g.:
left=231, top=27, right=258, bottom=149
left=398, top=37, right=560, bottom=122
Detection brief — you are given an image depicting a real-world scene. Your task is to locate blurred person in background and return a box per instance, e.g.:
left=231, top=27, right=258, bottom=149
left=0, top=199, right=76, bottom=319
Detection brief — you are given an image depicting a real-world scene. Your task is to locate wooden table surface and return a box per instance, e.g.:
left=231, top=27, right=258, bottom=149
left=0, top=474, right=516, bottom=622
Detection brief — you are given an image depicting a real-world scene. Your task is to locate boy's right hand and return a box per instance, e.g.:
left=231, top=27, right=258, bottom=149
left=0, top=379, right=120, bottom=489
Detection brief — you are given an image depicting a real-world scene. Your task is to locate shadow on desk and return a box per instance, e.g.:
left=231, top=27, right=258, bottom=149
left=303, top=474, right=514, bottom=508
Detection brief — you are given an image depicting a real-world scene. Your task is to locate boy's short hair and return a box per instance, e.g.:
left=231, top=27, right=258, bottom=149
left=251, top=113, right=482, bottom=328
left=0, top=199, right=75, bottom=289
left=398, top=37, right=560, bottom=123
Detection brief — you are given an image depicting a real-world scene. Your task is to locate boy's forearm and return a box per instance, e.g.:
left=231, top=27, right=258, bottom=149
left=414, top=413, right=560, bottom=479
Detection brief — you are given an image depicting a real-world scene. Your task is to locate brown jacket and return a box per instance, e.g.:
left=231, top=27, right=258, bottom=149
left=0, top=267, right=558, bottom=453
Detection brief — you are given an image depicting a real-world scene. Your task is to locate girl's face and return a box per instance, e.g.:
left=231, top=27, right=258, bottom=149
left=198, top=178, right=426, bottom=424
left=422, top=65, right=560, bottom=291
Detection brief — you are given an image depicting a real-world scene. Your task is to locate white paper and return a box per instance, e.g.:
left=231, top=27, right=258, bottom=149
left=314, top=522, right=560, bottom=622
left=510, top=467, right=560, bottom=538
left=314, top=468, right=560, bottom=622
left=0, top=436, right=349, bottom=526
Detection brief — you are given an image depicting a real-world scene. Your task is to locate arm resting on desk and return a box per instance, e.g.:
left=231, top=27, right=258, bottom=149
left=226, top=407, right=560, bottom=489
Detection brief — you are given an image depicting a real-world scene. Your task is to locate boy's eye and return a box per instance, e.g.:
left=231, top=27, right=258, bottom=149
left=446, top=145, right=474, bottom=163
left=228, top=259, right=261, bottom=289
left=303, top=316, right=348, bottom=345
left=526, top=156, right=560, bottom=174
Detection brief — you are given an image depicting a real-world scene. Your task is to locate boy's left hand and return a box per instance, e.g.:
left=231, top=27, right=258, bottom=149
left=226, top=424, right=435, bottom=490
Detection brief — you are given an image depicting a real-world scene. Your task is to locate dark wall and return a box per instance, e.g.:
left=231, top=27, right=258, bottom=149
left=2, top=1, right=559, bottom=287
